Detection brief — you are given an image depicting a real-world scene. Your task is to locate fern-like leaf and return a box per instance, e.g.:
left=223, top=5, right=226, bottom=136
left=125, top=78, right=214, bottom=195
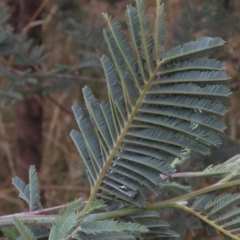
left=13, top=217, right=37, bottom=240
left=188, top=193, right=240, bottom=239
left=131, top=211, right=179, bottom=239
left=71, top=0, right=230, bottom=211
left=49, top=198, right=84, bottom=240
left=81, top=220, right=148, bottom=235
left=82, top=199, right=106, bottom=215
left=29, top=166, right=42, bottom=211
left=12, top=166, right=42, bottom=211
left=12, top=177, right=30, bottom=205
left=80, top=232, right=140, bottom=240
left=162, top=37, right=225, bottom=63
left=202, top=154, right=240, bottom=178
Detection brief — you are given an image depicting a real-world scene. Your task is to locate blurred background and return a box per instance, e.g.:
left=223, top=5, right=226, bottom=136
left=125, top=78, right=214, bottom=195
left=0, top=0, right=240, bottom=239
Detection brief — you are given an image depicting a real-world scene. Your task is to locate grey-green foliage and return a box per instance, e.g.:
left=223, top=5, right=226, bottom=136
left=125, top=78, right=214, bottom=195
left=0, top=5, right=48, bottom=106
left=79, top=220, right=148, bottom=239
left=1, top=223, right=48, bottom=240
left=171, top=0, right=240, bottom=44
left=190, top=192, right=240, bottom=239
left=48, top=199, right=84, bottom=240
left=49, top=198, right=149, bottom=240
left=70, top=0, right=230, bottom=208
left=0, top=3, right=103, bottom=107
left=9, top=157, right=240, bottom=240
left=11, top=168, right=152, bottom=240
left=3, top=0, right=240, bottom=239
left=49, top=18, right=105, bottom=77
left=68, top=0, right=233, bottom=238
left=13, top=217, right=37, bottom=240
left=64, top=19, right=105, bottom=72
left=12, top=166, right=42, bottom=211
left=130, top=211, right=179, bottom=239
left=11, top=167, right=49, bottom=240
left=202, top=154, right=240, bottom=178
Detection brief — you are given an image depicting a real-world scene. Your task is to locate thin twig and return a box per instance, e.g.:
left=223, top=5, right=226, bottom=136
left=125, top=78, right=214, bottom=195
left=1, top=200, right=87, bottom=220
left=47, top=95, right=72, bottom=115
left=30, top=72, right=106, bottom=83
left=0, top=65, right=106, bottom=83
left=0, top=111, right=16, bottom=177
left=0, top=193, right=20, bottom=205
left=23, top=0, right=50, bottom=33
left=40, top=185, right=89, bottom=192
left=41, top=93, right=67, bottom=179
left=160, top=171, right=233, bottom=180
left=43, top=5, right=59, bottom=31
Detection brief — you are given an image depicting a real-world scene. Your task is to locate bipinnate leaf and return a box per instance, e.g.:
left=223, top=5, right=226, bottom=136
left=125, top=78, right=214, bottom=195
left=71, top=0, right=230, bottom=211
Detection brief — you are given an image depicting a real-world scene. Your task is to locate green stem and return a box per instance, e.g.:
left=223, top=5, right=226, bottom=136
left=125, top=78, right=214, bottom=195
left=0, top=215, right=55, bottom=228
left=175, top=203, right=239, bottom=240
left=2, top=179, right=240, bottom=228
left=83, top=179, right=240, bottom=222
left=164, top=171, right=231, bottom=179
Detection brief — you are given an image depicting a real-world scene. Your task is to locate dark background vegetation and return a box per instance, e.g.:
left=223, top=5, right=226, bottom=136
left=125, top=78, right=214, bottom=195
left=0, top=0, right=240, bottom=239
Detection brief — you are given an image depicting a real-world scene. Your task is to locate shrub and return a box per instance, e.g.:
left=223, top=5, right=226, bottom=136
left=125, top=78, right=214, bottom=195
left=1, top=0, right=239, bottom=239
